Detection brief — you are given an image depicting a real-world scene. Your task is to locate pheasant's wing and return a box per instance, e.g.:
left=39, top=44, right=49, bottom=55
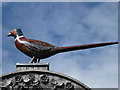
left=22, top=39, right=55, bottom=52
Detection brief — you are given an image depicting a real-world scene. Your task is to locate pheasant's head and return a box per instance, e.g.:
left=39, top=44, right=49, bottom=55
left=7, top=29, right=23, bottom=38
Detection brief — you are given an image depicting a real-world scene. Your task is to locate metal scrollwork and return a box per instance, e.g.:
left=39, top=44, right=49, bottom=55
left=15, top=75, right=23, bottom=83
left=51, top=78, right=58, bottom=85
left=29, top=74, right=35, bottom=80
left=65, top=82, right=74, bottom=90
left=40, top=74, right=49, bottom=84
left=1, top=74, right=75, bottom=90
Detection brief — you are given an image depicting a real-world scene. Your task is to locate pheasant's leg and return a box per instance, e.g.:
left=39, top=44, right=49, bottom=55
left=36, top=59, right=40, bottom=63
left=32, top=57, right=38, bottom=63
left=29, top=56, right=35, bottom=63
left=33, top=59, right=37, bottom=63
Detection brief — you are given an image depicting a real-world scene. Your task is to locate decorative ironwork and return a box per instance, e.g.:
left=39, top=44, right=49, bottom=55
left=1, top=74, right=75, bottom=90
left=40, top=74, right=49, bottom=84
left=65, top=82, right=74, bottom=90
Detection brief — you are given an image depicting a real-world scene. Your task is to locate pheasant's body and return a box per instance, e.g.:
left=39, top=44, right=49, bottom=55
left=15, top=36, right=57, bottom=59
left=8, top=29, right=118, bottom=63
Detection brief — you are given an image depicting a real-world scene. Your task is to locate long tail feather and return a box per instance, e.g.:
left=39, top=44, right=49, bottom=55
left=54, top=42, right=118, bottom=53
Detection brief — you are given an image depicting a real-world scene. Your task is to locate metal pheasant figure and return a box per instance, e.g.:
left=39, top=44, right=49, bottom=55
left=7, top=29, right=118, bottom=63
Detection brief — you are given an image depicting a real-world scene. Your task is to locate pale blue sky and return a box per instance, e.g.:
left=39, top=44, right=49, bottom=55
left=2, top=2, right=118, bottom=88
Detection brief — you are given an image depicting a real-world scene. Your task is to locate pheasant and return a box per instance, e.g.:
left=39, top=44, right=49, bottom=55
left=7, top=29, right=118, bottom=63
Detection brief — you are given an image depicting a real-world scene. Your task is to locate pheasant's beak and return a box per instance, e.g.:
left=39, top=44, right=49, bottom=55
left=7, top=32, right=12, bottom=37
